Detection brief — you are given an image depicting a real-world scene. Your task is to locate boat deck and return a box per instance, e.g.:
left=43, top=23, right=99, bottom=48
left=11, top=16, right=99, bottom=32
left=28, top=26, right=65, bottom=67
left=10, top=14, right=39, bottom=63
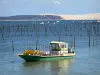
left=18, top=53, right=75, bottom=57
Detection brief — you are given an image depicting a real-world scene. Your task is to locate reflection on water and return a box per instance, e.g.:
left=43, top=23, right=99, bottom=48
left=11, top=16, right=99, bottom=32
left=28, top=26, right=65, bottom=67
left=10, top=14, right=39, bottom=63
left=49, top=59, right=74, bottom=75
left=23, top=59, right=74, bottom=75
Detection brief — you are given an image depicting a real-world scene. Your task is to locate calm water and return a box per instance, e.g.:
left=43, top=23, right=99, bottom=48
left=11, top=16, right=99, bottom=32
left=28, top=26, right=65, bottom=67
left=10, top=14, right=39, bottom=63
left=0, top=36, right=100, bottom=75
left=0, top=20, right=100, bottom=75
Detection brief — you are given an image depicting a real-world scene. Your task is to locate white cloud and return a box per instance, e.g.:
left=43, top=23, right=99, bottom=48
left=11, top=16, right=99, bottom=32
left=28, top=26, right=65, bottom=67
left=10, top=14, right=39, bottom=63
left=52, top=1, right=61, bottom=5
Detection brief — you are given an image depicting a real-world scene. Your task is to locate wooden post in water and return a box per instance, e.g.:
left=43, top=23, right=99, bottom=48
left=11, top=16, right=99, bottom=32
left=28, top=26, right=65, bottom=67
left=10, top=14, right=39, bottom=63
left=35, top=25, right=39, bottom=50
left=2, top=33, right=4, bottom=40
left=74, top=36, right=75, bottom=48
left=1, top=25, right=4, bottom=40
left=8, top=25, right=10, bottom=36
left=12, top=41, right=15, bottom=54
left=11, top=40, right=15, bottom=71
left=45, top=26, right=47, bottom=36
left=89, top=35, right=90, bottom=47
left=92, top=31, right=94, bottom=46
left=92, top=25, right=95, bottom=46
left=21, top=25, right=23, bottom=36
left=36, top=37, right=38, bottom=50
left=57, top=32, right=60, bottom=41
left=88, top=24, right=91, bottom=47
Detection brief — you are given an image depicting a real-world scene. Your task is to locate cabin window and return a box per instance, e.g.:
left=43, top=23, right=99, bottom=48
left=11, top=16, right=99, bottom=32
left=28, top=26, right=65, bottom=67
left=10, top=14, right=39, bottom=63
left=51, top=44, right=56, bottom=49
left=51, top=44, right=60, bottom=50
left=61, top=44, right=66, bottom=48
left=55, top=44, right=59, bottom=48
left=65, top=45, right=66, bottom=48
left=61, top=44, right=64, bottom=48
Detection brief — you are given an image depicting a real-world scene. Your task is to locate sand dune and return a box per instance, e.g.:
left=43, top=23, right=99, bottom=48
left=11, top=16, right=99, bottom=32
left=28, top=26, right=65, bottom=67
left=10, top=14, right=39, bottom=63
left=0, top=13, right=100, bottom=20
left=59, top=13, right=100, bottom=20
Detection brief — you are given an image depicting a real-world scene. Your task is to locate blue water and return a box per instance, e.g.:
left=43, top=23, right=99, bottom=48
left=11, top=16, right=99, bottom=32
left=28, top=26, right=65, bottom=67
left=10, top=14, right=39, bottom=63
left=0, top=20, right=100, bottom=75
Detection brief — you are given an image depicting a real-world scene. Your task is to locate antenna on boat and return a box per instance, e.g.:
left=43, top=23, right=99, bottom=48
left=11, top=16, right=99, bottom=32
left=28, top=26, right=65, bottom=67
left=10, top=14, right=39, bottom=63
left=58, top=36, right=60, bottom=41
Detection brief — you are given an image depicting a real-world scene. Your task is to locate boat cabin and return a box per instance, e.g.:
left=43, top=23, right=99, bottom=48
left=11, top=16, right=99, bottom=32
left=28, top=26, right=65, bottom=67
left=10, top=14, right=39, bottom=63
left=50, top=41, right=68, bottom=51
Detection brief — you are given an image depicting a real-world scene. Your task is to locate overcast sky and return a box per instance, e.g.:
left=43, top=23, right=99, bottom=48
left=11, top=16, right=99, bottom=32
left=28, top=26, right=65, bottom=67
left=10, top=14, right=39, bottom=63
left=0, top=0, right=100, bottom=16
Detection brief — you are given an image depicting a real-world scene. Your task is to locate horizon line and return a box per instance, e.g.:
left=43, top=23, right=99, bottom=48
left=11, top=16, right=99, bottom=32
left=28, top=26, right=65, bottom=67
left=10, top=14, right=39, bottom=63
left=0, top=13, right=100, bottom=17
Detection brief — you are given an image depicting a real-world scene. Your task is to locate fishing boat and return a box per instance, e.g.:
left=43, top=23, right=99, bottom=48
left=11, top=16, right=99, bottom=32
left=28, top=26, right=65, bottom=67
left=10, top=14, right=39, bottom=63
left=18, top=41, right=75, bottom=61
